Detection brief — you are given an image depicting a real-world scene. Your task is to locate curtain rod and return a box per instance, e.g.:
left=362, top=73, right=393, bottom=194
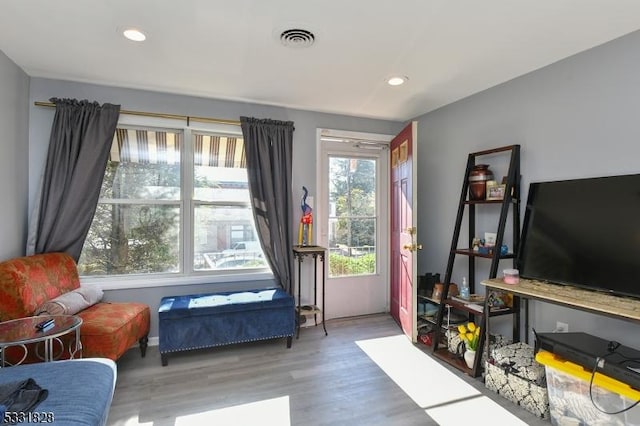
left=34, top=101, right=241, bottom=126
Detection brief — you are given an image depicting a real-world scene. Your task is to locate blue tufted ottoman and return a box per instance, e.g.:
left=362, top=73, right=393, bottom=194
left=158, top=288, right=294, bottom=366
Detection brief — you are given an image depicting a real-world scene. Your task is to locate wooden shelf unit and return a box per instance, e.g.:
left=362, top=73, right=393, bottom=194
left=430, top=145, right=521, bottom=377
left=452, top=249, right=516, bottom=259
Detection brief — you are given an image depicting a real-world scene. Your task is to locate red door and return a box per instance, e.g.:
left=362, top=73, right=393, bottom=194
left=390, top=122, right=418, bottom=340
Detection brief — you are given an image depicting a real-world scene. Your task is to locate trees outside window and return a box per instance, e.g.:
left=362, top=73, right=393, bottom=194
left=328, top=157, right=377, bottom=277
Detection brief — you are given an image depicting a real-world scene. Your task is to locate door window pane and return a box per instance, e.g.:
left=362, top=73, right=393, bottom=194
left=328, top=157, right=377, bottom=277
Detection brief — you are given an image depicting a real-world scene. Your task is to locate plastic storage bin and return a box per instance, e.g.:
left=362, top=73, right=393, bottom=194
left=536, top=350, right=640, bottom=426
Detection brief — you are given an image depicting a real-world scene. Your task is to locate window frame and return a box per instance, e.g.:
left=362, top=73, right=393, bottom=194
left=80, top=115, right=273, bottom=290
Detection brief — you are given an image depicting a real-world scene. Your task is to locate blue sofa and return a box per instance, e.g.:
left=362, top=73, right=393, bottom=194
left=0, top=358, right=116, bottom=425
left=159, top=288, right=295, bottom=366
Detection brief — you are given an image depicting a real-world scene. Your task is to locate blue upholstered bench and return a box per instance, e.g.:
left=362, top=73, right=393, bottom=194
left=158, top=288, right=294, bottom=366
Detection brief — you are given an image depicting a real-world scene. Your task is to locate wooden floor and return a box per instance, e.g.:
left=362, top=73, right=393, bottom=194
left=109, top=314, right=549, bottom=425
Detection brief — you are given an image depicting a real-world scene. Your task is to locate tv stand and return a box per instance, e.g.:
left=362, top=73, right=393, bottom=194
left=481, top=277, right=640, bottom=389
left=482, top=278, right=640, bottom=325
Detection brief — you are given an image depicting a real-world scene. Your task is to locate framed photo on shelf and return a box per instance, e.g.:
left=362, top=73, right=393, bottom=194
left=486, top=183, right=506, bottom=200
left=484, top=232, right=497, bottom=246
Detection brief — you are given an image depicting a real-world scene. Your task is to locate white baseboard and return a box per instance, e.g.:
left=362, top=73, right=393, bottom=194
left=138, top=336, right=159, bottom=347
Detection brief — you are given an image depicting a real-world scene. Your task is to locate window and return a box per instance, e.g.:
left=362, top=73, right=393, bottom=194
left=78, top=125, right=267, bottom=279
left=328, top=156, right=377, bottom=277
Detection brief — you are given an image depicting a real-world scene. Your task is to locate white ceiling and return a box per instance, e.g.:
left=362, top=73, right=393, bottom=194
left=2, top=0, right=640, bottom=121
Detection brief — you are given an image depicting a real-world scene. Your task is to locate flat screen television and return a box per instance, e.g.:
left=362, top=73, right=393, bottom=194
left=517, top=173, right=640, bottom=299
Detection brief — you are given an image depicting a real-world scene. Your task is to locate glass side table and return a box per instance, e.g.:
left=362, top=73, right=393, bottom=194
left=0, top=315, right=83, bottom=366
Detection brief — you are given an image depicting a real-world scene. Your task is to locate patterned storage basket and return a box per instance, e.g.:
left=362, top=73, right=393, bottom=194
left=446, top=328, right=465, bottom=356
left=485, top=342, right=550, bottom=419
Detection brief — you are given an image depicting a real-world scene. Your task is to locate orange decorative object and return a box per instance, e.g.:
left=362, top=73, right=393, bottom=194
left=298, top=186, right=313, bottom=246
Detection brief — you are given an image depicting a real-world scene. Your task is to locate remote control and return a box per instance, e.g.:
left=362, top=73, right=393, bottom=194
left=36, top=318, right=55, bottom=330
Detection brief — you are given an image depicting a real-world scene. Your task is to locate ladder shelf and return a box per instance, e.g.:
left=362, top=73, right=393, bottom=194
left=430, top=144, right=522, bottom=377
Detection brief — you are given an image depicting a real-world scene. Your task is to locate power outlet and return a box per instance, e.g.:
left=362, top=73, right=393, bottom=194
left=555, top=321, right=569, bottom=333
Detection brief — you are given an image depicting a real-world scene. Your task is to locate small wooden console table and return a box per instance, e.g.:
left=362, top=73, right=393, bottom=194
left=292, top=245, right=328, bottom=338
left=481, top=277, right=640, bottom=360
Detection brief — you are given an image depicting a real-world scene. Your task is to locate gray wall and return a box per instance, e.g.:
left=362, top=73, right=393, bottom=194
left=415, top=30, right=640, bottom=345
left=18, top=30, right=640, bottom=343
left=0, top=50, right=29, bottom=260
left=28, top=78, right=403, bottom=337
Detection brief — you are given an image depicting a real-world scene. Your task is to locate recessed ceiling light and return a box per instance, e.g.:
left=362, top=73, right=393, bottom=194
left=387, top=76, right=408, bottom=86
left=123, top=28, right=146, bottom=42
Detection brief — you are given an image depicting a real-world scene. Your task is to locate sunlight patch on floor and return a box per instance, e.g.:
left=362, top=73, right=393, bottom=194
left=356, top=334, right=528, bottom=426
left=174, top=396, right=291, bottom=426
left=356, top=334, right=480, bottom=407
left=122, top=416, right=151, bottom=426
left=425, top=394, right=529, bottom=425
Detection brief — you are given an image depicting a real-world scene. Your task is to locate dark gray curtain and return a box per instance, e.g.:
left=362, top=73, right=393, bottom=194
left=34, top=98, right=120, bottom=261
left=240, top=117, right=295, bottom=294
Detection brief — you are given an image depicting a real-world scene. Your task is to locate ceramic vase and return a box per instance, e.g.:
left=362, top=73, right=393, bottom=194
left=464, top=348, right=476, bottom=369
left=468, top=164, right=494, bottom=200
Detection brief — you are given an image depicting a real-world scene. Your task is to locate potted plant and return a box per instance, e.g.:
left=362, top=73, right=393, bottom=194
left=458, top=322, right=481, bottom=368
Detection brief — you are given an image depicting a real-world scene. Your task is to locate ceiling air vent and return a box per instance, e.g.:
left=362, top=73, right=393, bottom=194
left=280, top=29, right=315, bottom=48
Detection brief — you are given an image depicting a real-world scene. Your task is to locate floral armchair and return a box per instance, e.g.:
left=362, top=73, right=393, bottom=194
left=0, top=252, right=149, bottom=362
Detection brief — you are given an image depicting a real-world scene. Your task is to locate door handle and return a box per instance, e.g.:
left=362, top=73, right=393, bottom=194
left=403, top=227, right=422, bottom=251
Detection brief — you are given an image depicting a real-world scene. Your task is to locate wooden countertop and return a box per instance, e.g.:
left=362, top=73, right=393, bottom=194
left=481, top=278, right=640, bottom=323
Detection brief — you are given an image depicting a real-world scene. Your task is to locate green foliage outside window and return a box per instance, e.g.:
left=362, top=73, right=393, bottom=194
left=329, top=158, right=376, bottom=248
left=78, top=162, right=180, bottom=275
left=328, top=157, right=377, bottom=277
left=328, top=253, right=376, bottom=277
